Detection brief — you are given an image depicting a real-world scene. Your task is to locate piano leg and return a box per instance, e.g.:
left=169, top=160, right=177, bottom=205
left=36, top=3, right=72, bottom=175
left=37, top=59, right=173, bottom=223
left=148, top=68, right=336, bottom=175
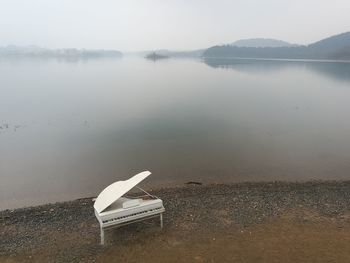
left=160, top=213, right=163, bottom=228
left=100, top=227, right=105, bottom=245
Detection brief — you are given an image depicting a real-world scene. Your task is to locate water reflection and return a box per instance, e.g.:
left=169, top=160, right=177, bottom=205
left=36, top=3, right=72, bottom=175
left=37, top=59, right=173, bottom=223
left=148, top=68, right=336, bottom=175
left=203, top=58, right=350, bottom=82
left=1, top=57, right=350, bottom=209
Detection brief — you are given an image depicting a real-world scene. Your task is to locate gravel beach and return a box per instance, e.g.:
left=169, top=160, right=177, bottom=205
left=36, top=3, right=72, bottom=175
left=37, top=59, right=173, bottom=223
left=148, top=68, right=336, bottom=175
left=2, top=181, right=350, bottom=262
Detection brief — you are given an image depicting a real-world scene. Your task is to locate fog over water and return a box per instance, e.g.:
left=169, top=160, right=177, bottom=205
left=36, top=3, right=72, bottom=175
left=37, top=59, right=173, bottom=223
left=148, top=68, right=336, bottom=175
left=1, top=57, right=350, bottom=209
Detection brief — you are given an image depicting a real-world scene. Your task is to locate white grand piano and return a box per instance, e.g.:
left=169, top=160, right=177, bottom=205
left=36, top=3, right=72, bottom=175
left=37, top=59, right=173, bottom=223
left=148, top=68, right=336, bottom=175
left=94, top=171, right=165, bottom=245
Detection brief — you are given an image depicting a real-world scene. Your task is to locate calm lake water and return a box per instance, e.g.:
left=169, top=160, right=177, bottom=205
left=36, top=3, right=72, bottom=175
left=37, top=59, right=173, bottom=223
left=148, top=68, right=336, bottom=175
left=1, top=57, right=350, bottom=209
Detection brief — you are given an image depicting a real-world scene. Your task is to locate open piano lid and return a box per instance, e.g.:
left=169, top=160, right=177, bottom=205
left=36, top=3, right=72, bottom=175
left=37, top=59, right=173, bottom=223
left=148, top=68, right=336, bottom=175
left=94, top=171, right=151, bottom=213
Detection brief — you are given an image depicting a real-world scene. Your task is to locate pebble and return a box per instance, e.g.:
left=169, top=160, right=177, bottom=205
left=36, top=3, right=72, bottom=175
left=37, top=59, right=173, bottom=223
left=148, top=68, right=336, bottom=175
left=1, top=181, right=350, bottom=262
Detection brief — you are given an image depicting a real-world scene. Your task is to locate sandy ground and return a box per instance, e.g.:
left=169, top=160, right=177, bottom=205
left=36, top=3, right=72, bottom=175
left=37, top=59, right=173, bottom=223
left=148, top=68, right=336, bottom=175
left=2, top=181, right=350, bottom=262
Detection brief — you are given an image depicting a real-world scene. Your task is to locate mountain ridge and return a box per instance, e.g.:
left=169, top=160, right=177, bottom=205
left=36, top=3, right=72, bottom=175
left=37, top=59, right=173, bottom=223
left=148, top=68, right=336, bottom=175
left=203, top=32, right=350, bottom=60
left=231, top=38, right=297, bottom=48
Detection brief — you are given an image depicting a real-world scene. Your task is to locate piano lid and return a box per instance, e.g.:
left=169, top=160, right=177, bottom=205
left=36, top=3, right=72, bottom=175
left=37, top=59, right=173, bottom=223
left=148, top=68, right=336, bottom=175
left=94, top=171, right=151, bottom=213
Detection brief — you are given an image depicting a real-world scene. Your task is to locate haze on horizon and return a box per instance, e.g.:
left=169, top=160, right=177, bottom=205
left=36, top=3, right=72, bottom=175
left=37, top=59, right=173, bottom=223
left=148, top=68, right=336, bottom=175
left=0, top=0, right=349, bottom=52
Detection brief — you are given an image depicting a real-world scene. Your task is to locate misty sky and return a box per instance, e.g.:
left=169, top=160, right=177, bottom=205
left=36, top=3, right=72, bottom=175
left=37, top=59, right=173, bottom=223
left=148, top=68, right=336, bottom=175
left=0, top=0, right=349, bottom=51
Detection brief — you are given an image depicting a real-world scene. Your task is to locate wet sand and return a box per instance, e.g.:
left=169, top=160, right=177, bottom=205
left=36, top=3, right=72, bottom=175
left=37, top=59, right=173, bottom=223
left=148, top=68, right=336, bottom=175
left=2, top=181, right=350, bottom=262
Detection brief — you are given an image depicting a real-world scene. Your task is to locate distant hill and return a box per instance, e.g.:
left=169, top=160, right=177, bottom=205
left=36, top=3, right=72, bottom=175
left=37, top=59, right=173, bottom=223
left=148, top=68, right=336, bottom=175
left=202, top=32, right=350, bottom=60
left=0, top=45, right=123, bottom=58
left=307, top=32, right=350, bottom=60
left=232, top=38, right=296, bottom=48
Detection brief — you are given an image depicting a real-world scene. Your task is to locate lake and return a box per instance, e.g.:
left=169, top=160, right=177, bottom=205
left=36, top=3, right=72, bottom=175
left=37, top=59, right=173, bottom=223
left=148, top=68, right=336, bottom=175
left=1, top=56, right=350, bottom=209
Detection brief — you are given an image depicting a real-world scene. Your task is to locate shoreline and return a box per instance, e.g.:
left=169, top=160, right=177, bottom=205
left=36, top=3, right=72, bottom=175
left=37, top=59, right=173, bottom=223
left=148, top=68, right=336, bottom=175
left=202, top=56, right=350, bottom=63
left=2, top=180, right=350, bottom=262
left=2, top=179, right=349, bottom=213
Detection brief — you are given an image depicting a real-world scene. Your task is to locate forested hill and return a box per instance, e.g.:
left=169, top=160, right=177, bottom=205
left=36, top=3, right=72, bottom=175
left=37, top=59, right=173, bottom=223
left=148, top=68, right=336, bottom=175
left=202, top=32, right=350, bottom=60
left=231, top=38, right=295, bottom=48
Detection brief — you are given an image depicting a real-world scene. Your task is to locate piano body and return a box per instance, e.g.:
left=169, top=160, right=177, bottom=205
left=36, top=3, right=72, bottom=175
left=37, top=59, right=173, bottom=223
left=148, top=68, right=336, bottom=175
left=94, top=171, right=165, bottom=245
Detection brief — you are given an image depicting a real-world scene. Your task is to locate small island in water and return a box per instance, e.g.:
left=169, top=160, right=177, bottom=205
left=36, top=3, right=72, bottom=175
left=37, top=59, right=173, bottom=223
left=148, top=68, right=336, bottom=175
left=145, top=52, right=169, bottom=61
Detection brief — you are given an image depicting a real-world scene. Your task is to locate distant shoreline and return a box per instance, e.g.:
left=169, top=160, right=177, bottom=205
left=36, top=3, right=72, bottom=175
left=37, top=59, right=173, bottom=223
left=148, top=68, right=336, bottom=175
left=202, top=56, right=350, bottom=63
